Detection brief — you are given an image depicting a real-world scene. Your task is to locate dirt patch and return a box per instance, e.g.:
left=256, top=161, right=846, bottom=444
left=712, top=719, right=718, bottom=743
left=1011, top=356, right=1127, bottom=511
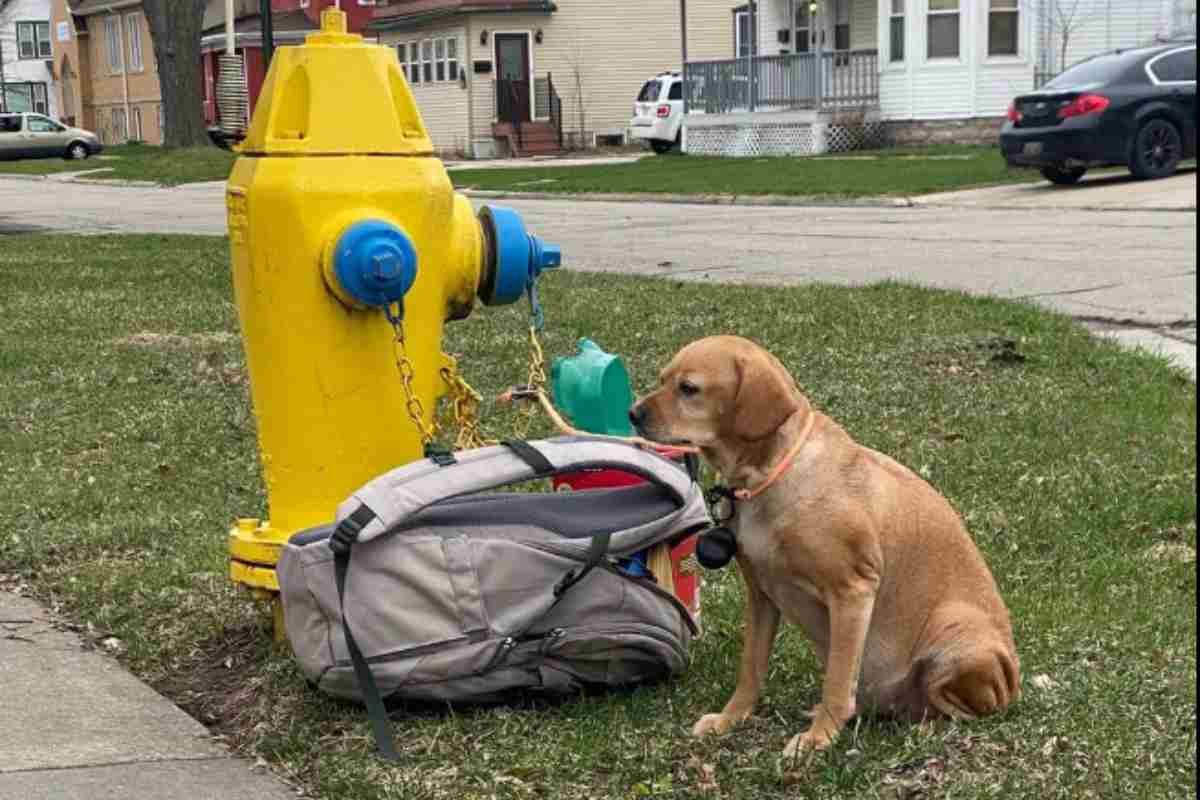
left=115, top=331, right=237, bottom=348
left=151, top=623, right=272, bottom=744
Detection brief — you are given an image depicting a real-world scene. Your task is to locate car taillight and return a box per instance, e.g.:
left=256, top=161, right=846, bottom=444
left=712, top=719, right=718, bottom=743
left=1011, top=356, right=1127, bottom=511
left=656, top=104, right=671, bottom=118
left=1006, top=102, right=1022, bottom=123
left=1058, top=94, right=1110, bottom=119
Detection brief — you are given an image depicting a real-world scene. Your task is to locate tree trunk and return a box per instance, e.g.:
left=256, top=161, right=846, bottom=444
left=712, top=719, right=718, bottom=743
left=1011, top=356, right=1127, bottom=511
left=143, top=0, right=209, bottom=148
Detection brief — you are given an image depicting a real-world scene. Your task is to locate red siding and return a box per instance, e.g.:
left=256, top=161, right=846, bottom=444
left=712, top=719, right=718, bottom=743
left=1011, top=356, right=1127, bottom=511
left=244, top=48, right=267, bottom=121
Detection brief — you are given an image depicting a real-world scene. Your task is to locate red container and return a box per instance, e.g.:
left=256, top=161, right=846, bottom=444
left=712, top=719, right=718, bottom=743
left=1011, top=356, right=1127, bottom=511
left=552, top=446, right=701, bottom=620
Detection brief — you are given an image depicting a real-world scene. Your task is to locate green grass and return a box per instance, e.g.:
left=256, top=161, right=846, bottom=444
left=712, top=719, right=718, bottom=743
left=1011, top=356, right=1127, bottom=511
left=0, top=143, right=236, bottom=185
left=0, top=234, right=1194, bottom=799
left=450, top=145, right=1039, bottom=198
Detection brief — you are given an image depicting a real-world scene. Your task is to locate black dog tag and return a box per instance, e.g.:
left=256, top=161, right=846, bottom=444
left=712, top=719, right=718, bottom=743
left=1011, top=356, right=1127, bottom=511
left=696, top=525, right=737, bottom=569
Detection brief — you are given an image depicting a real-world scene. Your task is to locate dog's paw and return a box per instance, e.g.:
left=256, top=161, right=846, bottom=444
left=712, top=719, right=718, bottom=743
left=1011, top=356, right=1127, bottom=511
left=781, top=728, right=835, bottom=761
left=692, top=713, right=736, bottom=738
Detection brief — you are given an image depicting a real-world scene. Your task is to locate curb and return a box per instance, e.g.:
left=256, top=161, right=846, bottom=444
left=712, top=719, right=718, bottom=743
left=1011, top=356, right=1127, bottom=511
left=0, top=172, right=162, bottom=188
left=461, top=188, right=916, bottom=208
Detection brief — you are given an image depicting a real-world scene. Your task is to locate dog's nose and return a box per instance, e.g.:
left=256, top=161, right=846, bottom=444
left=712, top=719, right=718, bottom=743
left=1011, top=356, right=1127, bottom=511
left=629, top=404, right=646, bottom=428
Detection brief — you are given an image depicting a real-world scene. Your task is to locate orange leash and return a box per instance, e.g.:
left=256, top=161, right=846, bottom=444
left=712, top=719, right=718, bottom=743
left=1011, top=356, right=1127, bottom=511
left=732, top=412, right=816, bottom=502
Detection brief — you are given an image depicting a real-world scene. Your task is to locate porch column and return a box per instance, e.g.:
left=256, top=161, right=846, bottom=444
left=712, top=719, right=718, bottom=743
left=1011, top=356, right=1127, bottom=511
left=748, top=0, right=756, bottom=111
left=680, top=0, right=688, bottom=116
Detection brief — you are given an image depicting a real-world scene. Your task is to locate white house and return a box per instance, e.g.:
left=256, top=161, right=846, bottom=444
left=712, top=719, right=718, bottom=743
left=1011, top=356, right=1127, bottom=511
left=682, top=0, right=1196, bottom=156
left=0, top=0, right=59, bottom=117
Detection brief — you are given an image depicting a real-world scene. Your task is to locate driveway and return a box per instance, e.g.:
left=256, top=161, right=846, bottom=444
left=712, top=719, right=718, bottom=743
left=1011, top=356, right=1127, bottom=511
left=915, top=168, right=1197, bottom=211
left=1, top=174, right=1193, bottom=374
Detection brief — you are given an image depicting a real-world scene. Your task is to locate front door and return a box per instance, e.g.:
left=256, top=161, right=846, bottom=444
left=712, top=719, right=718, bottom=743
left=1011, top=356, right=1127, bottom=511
left=495, top=33, right=531, bottom=124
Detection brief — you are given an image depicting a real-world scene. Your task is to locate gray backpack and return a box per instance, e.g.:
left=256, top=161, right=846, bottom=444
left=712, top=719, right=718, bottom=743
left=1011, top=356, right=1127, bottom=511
left=276, top=437, right=711, bottom=760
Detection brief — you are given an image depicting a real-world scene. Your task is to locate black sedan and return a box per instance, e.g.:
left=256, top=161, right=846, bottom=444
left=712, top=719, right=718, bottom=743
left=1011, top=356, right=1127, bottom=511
left=1001, top=41, right=1196, bottom=185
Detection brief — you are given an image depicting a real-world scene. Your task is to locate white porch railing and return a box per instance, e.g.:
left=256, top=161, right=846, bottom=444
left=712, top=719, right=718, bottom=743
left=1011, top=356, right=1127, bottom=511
left=685, top=49, right=879, bottom=114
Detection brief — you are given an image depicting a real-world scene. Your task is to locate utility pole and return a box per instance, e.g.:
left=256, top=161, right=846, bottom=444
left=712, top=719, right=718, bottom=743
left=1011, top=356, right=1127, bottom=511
left=260, top=0, right=273, bottom=67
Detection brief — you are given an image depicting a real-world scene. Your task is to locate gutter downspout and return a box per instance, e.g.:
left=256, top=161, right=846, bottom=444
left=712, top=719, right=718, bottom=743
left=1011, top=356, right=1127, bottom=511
left=108, top=6, right=131, bottom=142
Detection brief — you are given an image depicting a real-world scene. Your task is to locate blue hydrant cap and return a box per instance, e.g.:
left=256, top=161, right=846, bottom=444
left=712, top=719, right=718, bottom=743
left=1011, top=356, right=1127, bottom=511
left=333, top=219, right=419, bottom=307
left=480, top=205, right=561, bottom=306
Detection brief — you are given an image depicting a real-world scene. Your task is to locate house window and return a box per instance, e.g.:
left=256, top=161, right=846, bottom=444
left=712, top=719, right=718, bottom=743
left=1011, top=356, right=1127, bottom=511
left=112, top=107, right=128, bottom=142
left=358, top=0, right=376, bottom=5
left=834, top=0, right=850, bottom=52
left=158, top=104, right=165, bottom=136
left=447, top=37, right=458, bottom=81
left=890, top=0, right=905, bottom=62
left=734, top=9, right=755, bottom=59
left=16, top=21, right=52, bottom=59
left=927, top=0, right=959, bottom=59
left=402, top=37, right=457, bottom=84
left=794, top=3, right=810, bottom=54
left=132, top=106, right=144, bottom=141
left=988, top=0, right=1019, bottom=57
left=105, top=16, right=123, bottom=74
left=126, top=14, right=143, bottom=71
left=1, top=82, right=48, bottom=113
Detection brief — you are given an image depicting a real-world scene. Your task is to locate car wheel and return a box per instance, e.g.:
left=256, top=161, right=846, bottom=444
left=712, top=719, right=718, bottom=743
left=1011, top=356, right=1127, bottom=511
left=66, top=142, right=90, bottom=161
left=650, top=140, right=674, bottom=155
left=1129, top=119, right=1182, bottom=180
left=1040, top=165, right=1087, bottom=185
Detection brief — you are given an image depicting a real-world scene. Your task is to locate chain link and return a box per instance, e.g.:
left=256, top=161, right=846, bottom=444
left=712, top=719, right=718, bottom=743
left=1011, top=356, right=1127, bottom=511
left=511, top=325, right=548, bottom=439
left=387, top=300, right=551, bottom=452
left=388, top=310, right=439, bottom=447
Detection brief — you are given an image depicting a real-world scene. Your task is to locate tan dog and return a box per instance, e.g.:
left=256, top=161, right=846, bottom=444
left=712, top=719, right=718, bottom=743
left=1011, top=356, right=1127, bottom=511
left=629, top=336, right=1019, bottom=758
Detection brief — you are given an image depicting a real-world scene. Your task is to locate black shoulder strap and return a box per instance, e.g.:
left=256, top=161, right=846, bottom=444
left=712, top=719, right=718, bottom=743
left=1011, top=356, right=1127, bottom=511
left=330, top=505, right=400, bottom=763
left=500, top=439, right=555, bottom=476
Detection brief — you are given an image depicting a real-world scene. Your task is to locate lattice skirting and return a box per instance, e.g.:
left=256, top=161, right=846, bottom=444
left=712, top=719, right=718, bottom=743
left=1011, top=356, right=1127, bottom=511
left=685, top=120, right=886, bottom=157
left=825, top=121, right=887, bottom=153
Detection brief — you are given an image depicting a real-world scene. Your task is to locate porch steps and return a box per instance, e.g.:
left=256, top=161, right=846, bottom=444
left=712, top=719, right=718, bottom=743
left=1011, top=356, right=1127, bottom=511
left=493, top=121, right=565, bottom=158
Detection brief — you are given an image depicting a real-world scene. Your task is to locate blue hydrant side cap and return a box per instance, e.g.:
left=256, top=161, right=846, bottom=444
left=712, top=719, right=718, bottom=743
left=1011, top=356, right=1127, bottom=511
left=481, top=205, right=561, bottom=306
left=333, top=220, right=419, bottom=307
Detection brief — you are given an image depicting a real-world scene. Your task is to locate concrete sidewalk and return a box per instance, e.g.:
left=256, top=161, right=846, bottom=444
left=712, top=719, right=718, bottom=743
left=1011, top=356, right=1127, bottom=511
left=0, top=591, right=298, bottom=800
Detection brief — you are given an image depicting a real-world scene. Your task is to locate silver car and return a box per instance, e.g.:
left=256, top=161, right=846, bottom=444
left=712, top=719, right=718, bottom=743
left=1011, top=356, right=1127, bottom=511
left=0, top=112, right=104, bottom=161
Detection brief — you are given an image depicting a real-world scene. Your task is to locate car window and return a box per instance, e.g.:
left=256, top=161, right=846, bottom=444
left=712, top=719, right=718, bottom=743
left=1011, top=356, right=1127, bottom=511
left=637, top=80, right=661, bottom=102
left=0, top=115, right=22, bottom=133
left=1150, top=48, right=1197, bottom=83
left=667, top=81, right=683, bottom=101
left=1043, top=51, right=1139, bottom=90
left=27, top=117, right=63, bottom=133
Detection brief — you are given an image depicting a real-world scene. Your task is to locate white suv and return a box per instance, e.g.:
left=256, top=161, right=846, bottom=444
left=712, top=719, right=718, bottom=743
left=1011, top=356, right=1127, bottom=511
left=630, top=73, right=684, bottom=154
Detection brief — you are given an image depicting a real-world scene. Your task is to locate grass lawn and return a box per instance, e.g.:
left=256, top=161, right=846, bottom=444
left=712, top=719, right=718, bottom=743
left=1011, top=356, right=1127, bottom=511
left=450, top=145, right=1041, bottom=198
left=0, top=234, right=1195, bottom=799
left=0, top=143, right=236, bottom=186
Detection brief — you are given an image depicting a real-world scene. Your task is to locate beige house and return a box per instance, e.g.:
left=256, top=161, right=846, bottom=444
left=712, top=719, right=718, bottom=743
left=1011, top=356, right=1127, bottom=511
left=370, top=0, right=736, bottom=158
left=50, top=0, right=162, bottom=143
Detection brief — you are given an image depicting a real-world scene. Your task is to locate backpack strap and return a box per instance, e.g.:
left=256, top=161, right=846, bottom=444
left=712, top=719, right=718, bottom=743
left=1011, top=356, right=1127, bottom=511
left=337, top=437, right=696, bottom=546
left=329, top=505, right=400, bottom=763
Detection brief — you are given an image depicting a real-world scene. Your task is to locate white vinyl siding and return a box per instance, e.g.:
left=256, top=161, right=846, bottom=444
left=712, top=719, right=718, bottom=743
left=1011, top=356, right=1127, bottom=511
left=381, top=0, right=732, bottom=155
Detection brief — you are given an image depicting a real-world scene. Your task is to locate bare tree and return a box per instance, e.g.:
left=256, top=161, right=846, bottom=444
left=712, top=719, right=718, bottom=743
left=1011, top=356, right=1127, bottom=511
left=143, top=0, right=209, bottom=147
left=1042, top=0, right=1104, bottom=73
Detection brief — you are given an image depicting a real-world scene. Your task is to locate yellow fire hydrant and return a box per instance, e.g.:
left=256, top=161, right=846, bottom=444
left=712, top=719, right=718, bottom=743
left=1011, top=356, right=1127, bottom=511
left=225, top=8, right=560, bottom=629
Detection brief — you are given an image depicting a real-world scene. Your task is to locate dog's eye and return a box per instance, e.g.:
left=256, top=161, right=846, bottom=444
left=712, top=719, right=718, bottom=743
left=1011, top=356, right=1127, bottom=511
left=678, top=380, right=700, bottom=397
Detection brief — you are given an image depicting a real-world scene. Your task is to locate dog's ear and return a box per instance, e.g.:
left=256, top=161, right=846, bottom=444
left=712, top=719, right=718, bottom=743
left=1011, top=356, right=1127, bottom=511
left=731, top=348, right=802, bottom=441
